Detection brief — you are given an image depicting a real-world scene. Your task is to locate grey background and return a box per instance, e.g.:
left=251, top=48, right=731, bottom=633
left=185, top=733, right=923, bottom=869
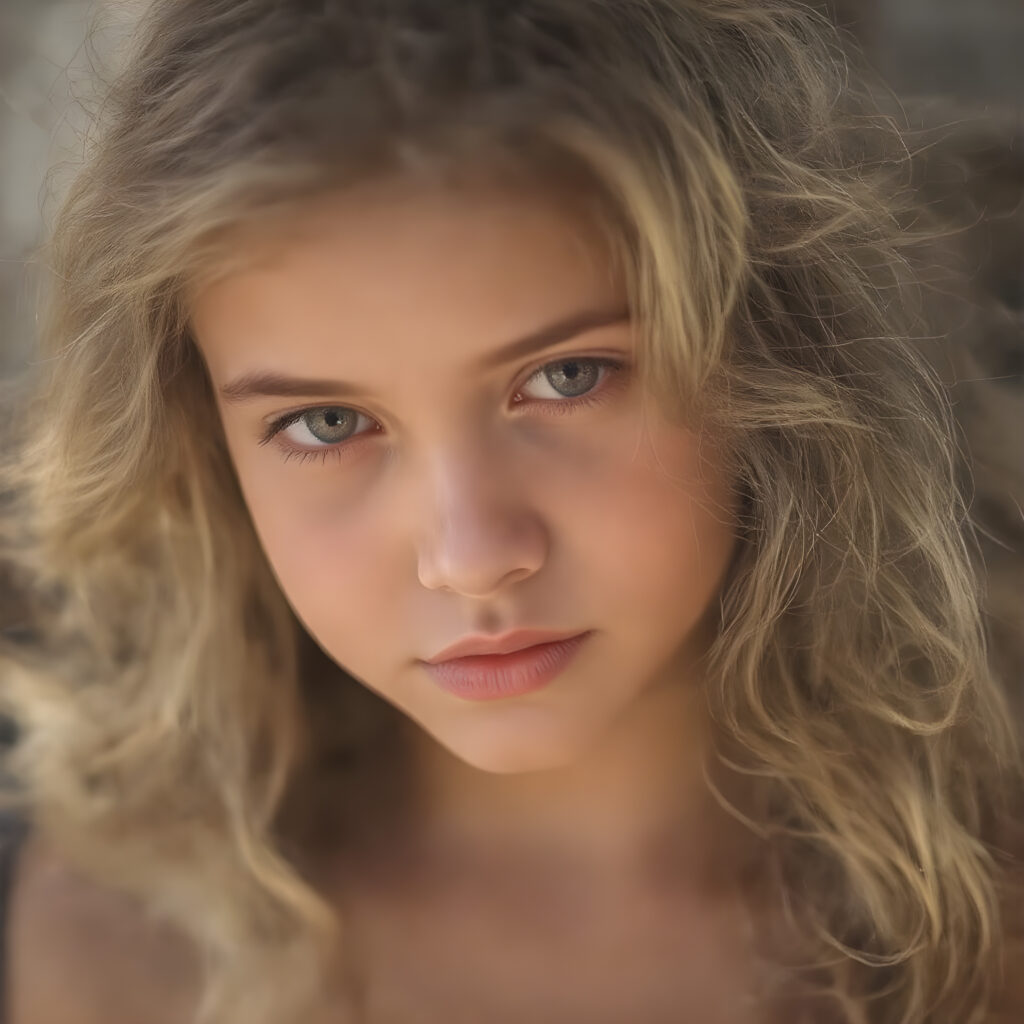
left=1, top=0, right=142, bottom=375
left=830, top=0, right=1024, bottom=103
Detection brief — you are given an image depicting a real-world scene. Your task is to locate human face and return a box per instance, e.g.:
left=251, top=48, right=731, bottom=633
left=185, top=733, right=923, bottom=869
left=191, top=178, right=739, bottom=775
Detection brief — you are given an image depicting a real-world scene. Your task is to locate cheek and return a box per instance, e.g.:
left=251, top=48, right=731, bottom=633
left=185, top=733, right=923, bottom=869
left=573, top=429, right=738, bottom=615
left=264, top=511, right=401, bottom=678
left=226, top=447, right=398, bottom=650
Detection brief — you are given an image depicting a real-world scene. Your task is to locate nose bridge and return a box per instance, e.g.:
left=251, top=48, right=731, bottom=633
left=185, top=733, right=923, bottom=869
left=414, top=428, right=546, bottom=596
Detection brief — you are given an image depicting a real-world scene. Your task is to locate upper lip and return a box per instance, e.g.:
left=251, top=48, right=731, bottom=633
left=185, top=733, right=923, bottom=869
left=423, top=629, right=587, bottom=664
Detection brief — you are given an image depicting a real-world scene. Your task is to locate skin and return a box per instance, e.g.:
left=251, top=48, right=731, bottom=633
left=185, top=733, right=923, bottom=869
left=7, top=832, right=201, bottom=1024
left=192, top=176, right=740, bottom=819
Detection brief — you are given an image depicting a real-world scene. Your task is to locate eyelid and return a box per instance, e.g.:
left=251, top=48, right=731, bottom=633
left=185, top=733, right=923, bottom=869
left=257, top=349, right=632, bottom=460
left=515, top=345, right=629, bottom=386
left=258, top=347, right=631, bottom=424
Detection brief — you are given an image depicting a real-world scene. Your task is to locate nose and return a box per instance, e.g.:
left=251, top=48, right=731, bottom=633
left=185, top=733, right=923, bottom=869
left=415, top=441, right=548, bottom=599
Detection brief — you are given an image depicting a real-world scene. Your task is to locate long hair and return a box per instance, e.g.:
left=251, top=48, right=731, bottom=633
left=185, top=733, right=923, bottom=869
left=1, top=2, right=1022, bottom=1021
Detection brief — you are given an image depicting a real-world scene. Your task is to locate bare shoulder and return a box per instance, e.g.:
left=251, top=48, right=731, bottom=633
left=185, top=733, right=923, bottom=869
left=6, top=831, right=201, bottom=1024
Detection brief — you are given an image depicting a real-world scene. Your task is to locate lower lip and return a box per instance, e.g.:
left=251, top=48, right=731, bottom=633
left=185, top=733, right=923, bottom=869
left=421, top=632, right=592, bottom=701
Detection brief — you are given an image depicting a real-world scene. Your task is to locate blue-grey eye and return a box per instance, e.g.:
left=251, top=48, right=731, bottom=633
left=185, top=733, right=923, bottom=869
left=300, top=407, right=358, bottom=444
left=540, top=358, right=601, bottom=398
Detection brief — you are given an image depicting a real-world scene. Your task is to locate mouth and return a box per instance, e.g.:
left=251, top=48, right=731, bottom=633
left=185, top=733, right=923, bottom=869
left=419, top=631, right=593, bottom=701
left=423, top=628, right=589, bottom=663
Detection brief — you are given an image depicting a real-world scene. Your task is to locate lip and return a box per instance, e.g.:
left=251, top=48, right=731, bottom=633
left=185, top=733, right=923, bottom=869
left=420, top=631, right=592, bottom=701
left=423, top=629, right=588, bottom=664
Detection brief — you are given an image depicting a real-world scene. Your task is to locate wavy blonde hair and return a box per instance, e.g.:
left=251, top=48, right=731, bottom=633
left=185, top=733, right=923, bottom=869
left=2, top=1, right=1022, bottom=1021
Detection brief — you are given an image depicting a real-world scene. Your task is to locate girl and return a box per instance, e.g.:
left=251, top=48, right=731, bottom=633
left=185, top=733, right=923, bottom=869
left=1, top=1, right=1022, bottom=1021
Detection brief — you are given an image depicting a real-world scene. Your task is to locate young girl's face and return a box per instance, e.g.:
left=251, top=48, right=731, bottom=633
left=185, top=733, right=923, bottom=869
left=191, top=178, right=740, bottom=774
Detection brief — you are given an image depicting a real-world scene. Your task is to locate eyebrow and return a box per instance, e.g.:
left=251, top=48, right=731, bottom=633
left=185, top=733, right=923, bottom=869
left=217, top=304, right=631, bottom=404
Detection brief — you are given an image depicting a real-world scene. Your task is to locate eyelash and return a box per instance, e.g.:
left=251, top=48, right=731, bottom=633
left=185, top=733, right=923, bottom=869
left=257, top=355, right=629, bottom=466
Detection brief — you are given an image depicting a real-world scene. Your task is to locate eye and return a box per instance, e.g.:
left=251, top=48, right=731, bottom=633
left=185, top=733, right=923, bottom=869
left=258, top=406, right=379, bottom=465
left=258, top=354, right=628, bottom=465
left=516, top=356, right=621, bottom=407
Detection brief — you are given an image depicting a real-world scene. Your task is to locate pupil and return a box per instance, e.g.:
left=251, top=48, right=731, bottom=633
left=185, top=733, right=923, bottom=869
left=306, top=407, right=353, bottom=444
left=549, top=359, right=597, bottom=396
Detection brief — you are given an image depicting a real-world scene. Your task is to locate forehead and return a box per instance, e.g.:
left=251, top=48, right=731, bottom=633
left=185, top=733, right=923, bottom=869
left=188, top=179, right=626, bottom=374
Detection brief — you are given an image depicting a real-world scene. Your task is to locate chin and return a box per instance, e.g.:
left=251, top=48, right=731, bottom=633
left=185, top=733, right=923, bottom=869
left=439, top=719, right=591, bottom=775
left=459, top=749, right=576, bottom=776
